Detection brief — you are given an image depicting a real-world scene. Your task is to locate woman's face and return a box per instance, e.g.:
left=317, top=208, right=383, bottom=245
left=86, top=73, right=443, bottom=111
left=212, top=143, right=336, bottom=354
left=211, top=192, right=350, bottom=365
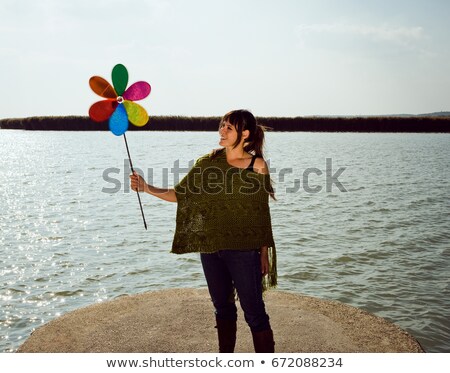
left=218, top=121, right=238, bottom=147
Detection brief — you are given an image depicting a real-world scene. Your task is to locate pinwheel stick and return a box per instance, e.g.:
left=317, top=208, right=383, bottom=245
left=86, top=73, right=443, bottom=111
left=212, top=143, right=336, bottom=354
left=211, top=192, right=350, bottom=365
left=123, top=133, right=147, bottom=230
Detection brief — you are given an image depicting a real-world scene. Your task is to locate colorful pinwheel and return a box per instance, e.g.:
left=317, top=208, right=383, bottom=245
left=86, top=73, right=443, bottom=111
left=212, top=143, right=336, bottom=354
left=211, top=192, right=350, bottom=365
left=88, top=64, right=150, bottom=229
left=89, top=64, right=151, bottom=135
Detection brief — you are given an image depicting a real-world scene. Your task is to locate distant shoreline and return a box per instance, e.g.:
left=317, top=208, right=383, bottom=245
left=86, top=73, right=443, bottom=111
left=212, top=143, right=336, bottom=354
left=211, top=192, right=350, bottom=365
left=1, top=115, right=449, bottom=132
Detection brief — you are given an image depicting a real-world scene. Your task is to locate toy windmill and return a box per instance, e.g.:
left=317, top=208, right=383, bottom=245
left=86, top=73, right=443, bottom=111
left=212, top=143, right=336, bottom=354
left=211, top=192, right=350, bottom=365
left=89, top=64, right=150, bottom=229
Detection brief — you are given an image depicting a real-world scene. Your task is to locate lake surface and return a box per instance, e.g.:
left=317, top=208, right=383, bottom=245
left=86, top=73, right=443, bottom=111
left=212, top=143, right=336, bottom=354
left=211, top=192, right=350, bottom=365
left=0, top=130, right=449, bottom=352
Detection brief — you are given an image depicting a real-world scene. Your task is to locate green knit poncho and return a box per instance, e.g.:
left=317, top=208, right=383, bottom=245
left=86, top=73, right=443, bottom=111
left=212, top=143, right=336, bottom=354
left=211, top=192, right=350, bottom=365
left=171, top=148, right=277, bottom=290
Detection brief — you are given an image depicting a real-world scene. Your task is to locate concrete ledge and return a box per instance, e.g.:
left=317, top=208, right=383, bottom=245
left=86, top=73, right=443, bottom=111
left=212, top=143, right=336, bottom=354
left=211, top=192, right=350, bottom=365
left=17, top=288, right=424, bottom=353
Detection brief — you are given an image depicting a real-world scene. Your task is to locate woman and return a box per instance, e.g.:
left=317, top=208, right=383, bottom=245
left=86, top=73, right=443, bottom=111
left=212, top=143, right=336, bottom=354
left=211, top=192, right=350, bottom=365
left=130, top=109, right=276, bottom=353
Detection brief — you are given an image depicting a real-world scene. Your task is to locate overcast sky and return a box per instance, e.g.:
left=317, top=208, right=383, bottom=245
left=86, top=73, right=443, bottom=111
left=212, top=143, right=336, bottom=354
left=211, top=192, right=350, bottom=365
left=1, top=0, right=449, bottom=118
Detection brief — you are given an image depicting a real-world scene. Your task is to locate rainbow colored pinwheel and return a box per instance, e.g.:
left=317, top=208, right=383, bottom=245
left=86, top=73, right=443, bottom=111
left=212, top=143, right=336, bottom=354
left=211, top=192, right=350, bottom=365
left=89, top=64, right=151, bottom=135
left=88, top=64, right=150, bottom=230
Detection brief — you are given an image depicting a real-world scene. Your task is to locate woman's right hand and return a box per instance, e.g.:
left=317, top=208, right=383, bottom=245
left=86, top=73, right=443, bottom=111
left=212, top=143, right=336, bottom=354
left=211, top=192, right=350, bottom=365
left=129, top=171, right=147, bottom=193
left=129, top=172, right=177, bottom=202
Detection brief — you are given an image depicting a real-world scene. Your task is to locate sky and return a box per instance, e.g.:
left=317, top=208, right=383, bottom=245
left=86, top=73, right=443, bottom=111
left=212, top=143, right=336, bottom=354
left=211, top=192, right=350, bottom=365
left=1, top=0, right=449, bottom=118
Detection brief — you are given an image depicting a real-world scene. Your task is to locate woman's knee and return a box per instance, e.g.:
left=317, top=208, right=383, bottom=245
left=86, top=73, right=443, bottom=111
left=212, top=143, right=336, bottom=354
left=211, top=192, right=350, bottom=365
left=244, top=312, right=271, bottom=333
left=214, top=301, right=238, bottom=321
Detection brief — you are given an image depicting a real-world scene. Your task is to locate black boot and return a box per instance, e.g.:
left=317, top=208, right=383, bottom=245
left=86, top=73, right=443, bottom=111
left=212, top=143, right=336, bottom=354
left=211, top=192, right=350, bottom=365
left=216, top=318, right=237, bottom=353
left=251, top=328, right=275, bottom=353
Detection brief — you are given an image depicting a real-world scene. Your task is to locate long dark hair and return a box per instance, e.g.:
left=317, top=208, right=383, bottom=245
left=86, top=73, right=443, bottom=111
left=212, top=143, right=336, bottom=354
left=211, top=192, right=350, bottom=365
left=214, top=109, right=275, bottom=199
left=221, top=109, right=267, bottom=157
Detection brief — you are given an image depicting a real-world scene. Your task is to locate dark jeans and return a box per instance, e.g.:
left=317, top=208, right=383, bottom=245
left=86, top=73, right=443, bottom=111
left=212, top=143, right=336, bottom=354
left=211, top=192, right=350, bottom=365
left=200, top=249, right=271, bottom=333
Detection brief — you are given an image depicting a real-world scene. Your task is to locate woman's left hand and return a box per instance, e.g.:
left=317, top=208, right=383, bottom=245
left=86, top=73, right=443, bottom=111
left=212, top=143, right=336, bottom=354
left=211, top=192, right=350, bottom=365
left=260, top=246, right=269, bottom=276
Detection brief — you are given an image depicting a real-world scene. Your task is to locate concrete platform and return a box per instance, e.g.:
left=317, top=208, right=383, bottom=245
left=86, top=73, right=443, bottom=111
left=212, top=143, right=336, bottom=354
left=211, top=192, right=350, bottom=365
left=17, top=288, right=424, bottom=353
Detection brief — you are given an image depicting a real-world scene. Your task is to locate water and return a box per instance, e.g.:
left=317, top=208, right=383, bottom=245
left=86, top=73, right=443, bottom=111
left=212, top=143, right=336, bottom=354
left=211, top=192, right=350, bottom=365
left=0, top=130, right=449, bottom=352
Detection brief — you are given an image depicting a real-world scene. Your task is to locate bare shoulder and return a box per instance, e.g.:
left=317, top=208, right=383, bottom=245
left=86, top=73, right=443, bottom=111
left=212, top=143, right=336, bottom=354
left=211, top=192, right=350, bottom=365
left=254, top=157, right=270, bottom=175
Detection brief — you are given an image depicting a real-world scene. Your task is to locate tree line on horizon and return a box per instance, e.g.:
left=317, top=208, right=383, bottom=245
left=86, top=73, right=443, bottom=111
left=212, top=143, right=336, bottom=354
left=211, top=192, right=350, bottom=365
left=0, top=115, right=449, bottom=132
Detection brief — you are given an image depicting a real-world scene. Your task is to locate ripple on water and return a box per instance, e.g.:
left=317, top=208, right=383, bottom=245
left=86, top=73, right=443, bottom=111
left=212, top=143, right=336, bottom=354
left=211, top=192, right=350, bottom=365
left=51, top=290, right=84, bottom=297
left=333, top=255, right=355, bottom=263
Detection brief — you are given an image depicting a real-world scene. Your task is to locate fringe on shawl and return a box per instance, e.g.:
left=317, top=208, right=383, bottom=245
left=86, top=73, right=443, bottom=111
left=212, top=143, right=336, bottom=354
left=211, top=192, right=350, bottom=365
left=262, top=245, right=277, bottom=292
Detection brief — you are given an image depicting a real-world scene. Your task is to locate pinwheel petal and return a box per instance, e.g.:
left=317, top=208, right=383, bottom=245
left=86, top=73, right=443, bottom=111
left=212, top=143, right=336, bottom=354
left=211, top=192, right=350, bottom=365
left=89, top=76, right=117, bottom=98
left=109, top=104, right=129, bottom=136
left=112, top=64, right=128, bottom=96
left=89, top=100, right=118, bottom=122
left=123, top=100, right=149, bottom=127
left=123, top=81, right=151, bottom=101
